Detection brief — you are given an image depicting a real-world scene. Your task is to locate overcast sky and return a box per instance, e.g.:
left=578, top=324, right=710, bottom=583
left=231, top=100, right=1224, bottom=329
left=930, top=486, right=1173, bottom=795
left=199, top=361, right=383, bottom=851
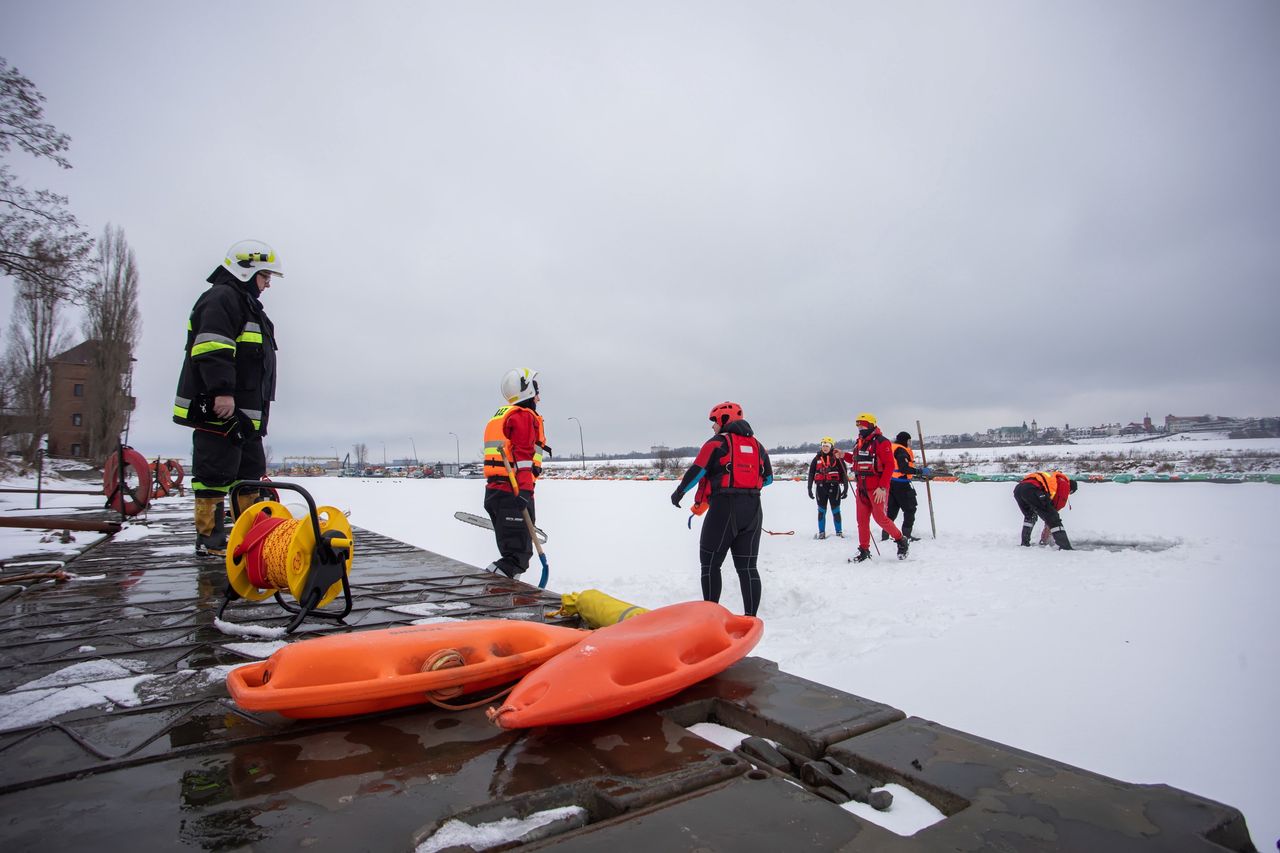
left=3, top=1, right=1278, bottom=463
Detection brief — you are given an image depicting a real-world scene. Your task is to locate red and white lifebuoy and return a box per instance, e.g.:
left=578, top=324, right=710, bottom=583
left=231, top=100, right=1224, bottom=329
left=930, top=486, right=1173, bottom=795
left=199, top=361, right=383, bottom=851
left=104, top=446, right=152, bottom=516
left=166, top=459, right=185, bottom=488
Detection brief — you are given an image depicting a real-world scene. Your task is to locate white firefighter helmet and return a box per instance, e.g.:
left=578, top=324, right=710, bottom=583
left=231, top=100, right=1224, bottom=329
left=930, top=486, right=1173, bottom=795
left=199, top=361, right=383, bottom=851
left=222, top=239, right=283, bottom=282
left=500, top=368, right=540, bottom=404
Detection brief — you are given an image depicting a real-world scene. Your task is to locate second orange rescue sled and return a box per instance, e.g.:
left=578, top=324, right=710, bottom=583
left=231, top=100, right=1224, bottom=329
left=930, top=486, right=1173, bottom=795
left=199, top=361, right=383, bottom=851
left=226, top=620, right=586, bottom=718
left=489, top=600, right=762, bottom=728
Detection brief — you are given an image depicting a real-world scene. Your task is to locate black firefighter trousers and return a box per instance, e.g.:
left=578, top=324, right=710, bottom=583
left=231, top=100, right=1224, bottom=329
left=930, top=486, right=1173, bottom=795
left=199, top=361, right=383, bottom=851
left=1013, top=481, right=1071, bottom=549
left=484, top=487, right=534, bottom=578
left=886, top=479, right=918, bottom=538
left=192, top=430, right=265, bottom=501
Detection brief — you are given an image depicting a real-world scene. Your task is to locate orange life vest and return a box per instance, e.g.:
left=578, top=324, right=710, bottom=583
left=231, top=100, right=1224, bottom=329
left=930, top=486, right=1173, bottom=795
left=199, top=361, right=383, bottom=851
left=1022, top=470, right=1061, bottom=501
left=482, top=406, right=548, bottom=485
left=891, top=443, right=914, bottom=481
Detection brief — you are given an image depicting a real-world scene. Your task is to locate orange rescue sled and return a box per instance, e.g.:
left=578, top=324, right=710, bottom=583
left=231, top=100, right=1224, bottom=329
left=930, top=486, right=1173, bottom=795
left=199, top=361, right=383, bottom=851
left=226, top=620, right=586, bottom=719
left=488, top=600, right=762, bottom=729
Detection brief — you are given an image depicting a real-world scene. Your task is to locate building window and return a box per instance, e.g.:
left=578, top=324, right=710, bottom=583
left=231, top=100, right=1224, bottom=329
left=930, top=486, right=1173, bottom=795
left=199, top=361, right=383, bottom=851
left=71, top=443, right=82, bottom=457
left=72, top=413, right=83, bottom=427
left=73, top=383, right=84, bottom=397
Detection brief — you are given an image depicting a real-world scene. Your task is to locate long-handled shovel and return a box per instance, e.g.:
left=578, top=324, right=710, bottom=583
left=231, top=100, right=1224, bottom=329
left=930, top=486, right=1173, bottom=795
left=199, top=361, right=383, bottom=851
left=500, top=451, right=550, bottom=589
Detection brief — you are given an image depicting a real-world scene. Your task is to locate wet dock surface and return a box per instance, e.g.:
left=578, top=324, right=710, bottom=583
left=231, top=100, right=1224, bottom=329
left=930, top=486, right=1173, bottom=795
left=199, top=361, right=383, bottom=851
left=0, top=499, right=1257, bottom=851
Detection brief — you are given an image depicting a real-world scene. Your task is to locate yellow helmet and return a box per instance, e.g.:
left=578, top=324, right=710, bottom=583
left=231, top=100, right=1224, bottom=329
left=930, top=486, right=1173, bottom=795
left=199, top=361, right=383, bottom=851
left=819, top=436, right=835, bottom=447
left=855, top=412, right=877, bottom=427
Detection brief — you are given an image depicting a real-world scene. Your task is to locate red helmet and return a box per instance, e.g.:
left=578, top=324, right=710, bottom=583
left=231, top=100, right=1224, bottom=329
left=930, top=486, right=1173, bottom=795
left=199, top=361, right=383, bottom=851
left=708, top=401, right=743, bottom=426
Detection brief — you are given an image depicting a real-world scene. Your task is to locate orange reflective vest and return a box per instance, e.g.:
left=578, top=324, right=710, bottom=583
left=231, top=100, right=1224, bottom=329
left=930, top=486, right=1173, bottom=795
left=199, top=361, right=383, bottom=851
left=1022, top=470, right=1064, bottom=502
left=891, top=443, right=914, bottom=481
left=482, top=406, right=548, bottom=489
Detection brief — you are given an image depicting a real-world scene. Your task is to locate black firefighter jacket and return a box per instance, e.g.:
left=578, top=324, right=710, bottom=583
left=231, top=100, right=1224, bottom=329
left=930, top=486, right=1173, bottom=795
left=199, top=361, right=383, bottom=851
left=173, top=267, right=277, bottom=439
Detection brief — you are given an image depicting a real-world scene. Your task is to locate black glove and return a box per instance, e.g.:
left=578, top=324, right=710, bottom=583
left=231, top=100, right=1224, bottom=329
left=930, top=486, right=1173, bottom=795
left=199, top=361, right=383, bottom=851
left=542, top=445, right=552, bottom=458
left=671, top=490, right=683, bottom=508
left=840, top=488, right=848, bottom=499
left=807, top=488, right=814, bottom=499
left=517, top=490, right=533, bottom=509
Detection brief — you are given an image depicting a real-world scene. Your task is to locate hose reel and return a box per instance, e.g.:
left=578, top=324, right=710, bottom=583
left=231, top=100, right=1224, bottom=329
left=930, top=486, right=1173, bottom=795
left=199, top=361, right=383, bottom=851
left=216, top=481, right=354, bottom=634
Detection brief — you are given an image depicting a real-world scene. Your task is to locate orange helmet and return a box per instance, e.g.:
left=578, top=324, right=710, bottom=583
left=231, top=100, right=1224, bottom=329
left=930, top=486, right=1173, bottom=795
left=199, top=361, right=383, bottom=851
left=708, top=401, right=743, bottom=427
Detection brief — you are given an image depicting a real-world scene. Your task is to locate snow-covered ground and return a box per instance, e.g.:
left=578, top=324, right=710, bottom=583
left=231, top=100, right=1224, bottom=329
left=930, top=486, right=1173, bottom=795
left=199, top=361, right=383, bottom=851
left=2, top=469, right=1276, bottom=848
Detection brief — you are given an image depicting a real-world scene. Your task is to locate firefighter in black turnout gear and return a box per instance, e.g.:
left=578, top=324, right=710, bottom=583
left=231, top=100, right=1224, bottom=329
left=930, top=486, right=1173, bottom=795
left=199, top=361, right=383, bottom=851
left=671, top=402, right=773, bottom=617
left=808, top=436, right=848, bottom=538
left=882, top=431, right=927, bottom=542
left=173, top=240, right=281, bottom=556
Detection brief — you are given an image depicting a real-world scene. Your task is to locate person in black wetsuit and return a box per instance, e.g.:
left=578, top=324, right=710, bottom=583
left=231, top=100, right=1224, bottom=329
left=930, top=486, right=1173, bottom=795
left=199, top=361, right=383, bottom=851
left=671, top=401, right=773, bottom=617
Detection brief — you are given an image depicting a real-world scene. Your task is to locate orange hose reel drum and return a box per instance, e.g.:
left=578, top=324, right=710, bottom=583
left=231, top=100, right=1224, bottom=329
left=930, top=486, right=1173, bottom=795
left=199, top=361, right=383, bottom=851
left=225, top=501, right=353, bottom=605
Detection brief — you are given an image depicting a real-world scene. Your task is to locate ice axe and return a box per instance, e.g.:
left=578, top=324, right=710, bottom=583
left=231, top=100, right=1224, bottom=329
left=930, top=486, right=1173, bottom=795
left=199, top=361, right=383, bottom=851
left=500, top=450, right=549, bottom=589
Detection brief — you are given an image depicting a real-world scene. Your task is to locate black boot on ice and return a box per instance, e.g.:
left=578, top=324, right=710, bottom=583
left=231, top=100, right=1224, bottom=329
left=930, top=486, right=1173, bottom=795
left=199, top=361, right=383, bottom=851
left=896, top=537, right=910, bottom=560
left=849, top=548, right=872, bottom=564
left=1051, top=528, right=1073, bottom=550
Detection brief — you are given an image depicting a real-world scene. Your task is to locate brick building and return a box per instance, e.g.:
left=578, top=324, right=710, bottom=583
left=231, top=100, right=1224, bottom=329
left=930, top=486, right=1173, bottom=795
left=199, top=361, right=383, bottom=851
left=48, top=341, right=134, bottom=459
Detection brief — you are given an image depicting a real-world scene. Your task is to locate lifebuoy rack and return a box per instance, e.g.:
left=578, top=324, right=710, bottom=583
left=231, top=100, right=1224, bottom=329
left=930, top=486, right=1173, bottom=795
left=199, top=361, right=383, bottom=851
left=216, top=480, right=354, bottom=634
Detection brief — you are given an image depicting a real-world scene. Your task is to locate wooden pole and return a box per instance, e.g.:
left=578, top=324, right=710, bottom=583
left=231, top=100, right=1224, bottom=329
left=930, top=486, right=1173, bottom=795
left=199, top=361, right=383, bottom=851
left=0, top=517, right=123, bottom=533
left=916, top=420, right=937, bottom=539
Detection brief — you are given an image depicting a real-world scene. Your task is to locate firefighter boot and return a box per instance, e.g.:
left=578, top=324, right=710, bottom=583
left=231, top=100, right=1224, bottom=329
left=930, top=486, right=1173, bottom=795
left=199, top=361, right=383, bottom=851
left=896, top=537, right=910, bottom=560
left=195, top=498, right=228, bottom=557
left=1051, top=528, right=1073, bottom=550
left=233, top=488, right=263, bottom=520
left=1021, top=520, right=1034, bottom=547
left=848, top=548, right=872, bottom=564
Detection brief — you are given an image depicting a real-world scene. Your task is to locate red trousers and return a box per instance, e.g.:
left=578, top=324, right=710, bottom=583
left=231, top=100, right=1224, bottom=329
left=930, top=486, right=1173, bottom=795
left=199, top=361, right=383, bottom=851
left=855, top=487, right=901, bottom=548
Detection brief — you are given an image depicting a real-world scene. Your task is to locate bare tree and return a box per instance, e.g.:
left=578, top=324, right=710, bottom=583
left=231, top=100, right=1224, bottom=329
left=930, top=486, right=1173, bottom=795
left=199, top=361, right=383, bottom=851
left=4, top=259, right=73, bottom=462
left=353, top=443, right=368, bottom=470
left=651, top=447, right=684, bottom=476
left=81, top=224, right=141, bottom=462
left=0, top=57, right=92, bottom=296
left=1, top=57, right=91, bottom=463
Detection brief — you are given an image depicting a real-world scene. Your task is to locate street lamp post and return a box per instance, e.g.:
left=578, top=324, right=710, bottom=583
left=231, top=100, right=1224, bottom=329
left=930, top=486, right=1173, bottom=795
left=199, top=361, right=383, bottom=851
left=381, top=441, right=386, bottom=467
left=568, top=416, right=586, bottom=472
left=448, top=432, right=460, bottom=467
